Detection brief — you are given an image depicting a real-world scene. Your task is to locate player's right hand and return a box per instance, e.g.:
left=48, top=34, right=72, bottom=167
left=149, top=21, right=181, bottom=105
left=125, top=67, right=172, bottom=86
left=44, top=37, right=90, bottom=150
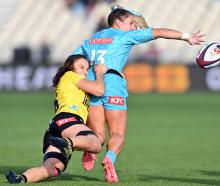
left=188, top=30, right=205, bottom=45
left=94, top=64, right=108, bottom=75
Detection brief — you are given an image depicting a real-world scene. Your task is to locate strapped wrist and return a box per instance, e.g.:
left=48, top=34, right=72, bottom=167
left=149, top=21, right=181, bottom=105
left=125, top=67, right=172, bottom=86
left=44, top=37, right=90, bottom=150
left=181, top=33, right=190, bottom=40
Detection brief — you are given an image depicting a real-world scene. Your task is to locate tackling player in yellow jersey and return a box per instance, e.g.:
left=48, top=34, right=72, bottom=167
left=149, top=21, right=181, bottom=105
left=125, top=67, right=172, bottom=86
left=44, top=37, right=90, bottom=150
left=5, top=54, right=107, bottom=184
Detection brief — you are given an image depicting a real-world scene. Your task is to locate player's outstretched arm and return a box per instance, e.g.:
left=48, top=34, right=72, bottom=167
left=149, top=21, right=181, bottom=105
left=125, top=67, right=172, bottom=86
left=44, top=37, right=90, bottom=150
left=153, top=28, right=205, bottom=45
left=77, top=64, right=107, bottom=97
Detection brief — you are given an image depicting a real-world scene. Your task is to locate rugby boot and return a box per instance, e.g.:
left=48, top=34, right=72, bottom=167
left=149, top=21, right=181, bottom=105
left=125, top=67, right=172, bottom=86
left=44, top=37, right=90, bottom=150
left=5, top=170, right=26, bottom=184
left=102, top=156, right=118, bottom=183
left=82, top=151, right=96, bottom=171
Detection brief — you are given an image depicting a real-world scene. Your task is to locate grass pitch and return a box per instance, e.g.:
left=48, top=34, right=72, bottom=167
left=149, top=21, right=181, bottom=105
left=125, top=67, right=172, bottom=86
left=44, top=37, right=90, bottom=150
left=0, top=91, right=220, bottom=186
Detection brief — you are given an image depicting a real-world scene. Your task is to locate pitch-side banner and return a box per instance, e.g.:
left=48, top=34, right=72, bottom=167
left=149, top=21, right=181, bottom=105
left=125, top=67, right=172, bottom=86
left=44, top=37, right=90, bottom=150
left=0, top=65, right=57, bottom=91
left=124, top=64, right=220, bottom=93
left=0, top=64, right=219, bottom=92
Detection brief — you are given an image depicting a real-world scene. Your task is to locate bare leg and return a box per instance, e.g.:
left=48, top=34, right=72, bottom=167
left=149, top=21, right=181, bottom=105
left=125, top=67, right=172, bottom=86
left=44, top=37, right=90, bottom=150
left=105, top=110, right=127, bottom=155
left=6, top=146, right=65, bottom=183
left=81, top=105, right=106, bottom=171
left=87, top=105, right=106, bottom=145
left=22, top=167, right=49, bottom=183
left=101, top=109, right=127, bottom=183
left=23, top=146, right=65, bottom=183
left=61, top=124, right=102, bottom=153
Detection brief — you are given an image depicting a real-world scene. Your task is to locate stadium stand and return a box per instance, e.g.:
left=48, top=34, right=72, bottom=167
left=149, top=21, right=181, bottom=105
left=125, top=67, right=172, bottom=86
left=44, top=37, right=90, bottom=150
left=0, top=0, right=220, bottom=64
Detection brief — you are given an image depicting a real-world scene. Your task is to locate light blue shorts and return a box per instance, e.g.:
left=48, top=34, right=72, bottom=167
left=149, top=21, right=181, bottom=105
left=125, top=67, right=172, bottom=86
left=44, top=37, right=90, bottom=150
left=90, top=73, right=128, bottom=110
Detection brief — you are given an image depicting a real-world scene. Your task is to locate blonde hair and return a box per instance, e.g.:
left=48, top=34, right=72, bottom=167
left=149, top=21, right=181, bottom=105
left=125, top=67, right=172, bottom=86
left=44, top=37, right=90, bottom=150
left=133, top=15, right=148, bottom=29
left=110, top=5, right=148, bottom=29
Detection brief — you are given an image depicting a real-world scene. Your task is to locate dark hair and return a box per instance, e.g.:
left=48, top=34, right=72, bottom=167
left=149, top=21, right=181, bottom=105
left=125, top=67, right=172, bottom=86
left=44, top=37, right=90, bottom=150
left=108, top=8, right=132, bottom=27
left=52, top=54, right=87, bottom=87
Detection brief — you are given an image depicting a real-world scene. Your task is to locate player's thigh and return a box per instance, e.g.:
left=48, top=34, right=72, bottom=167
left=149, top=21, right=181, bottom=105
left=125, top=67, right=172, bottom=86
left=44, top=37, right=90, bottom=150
left=61, top=124, right=93, bottom=138
left=87, top=105, right=106, bottom=138
left=105, top=109, right=127, bottom=136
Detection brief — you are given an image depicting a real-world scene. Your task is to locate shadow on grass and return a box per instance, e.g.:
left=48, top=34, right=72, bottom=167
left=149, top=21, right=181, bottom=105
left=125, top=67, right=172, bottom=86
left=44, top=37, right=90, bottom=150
left=139, top=174, right=220, bottom=186
left=197, top=170, right=220, bottom=177
left=44, top=173, right=101, bottom=183
left=0, top=165, right=102, bottom=183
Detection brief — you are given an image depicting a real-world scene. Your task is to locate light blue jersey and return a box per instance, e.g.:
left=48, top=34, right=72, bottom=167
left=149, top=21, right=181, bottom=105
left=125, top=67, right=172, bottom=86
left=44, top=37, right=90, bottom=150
left=73, top=27, right=154, bottom=110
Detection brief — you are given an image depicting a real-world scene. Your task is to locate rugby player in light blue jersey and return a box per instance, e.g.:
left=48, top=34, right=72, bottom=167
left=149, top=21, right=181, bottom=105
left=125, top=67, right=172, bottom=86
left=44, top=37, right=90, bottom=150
left=71, top=6, right=204, bottom=183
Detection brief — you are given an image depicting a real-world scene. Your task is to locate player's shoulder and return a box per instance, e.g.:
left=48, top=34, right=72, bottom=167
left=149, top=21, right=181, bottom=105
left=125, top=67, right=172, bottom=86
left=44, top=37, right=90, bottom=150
left=64, top=71, right=74, bottom=76
left=91, top=28, right=113, bottom=37
left=126, top=27, right=154, bottom=39
left=64, top=71, right=85, bottom=83
left=64, top=71, right=81, bottom=78
left=129, top=27, right=153, bottom=34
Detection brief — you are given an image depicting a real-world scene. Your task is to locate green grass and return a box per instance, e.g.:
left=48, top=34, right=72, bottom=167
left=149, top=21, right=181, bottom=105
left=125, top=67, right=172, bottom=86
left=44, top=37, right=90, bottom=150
left=0, top=91, right=220, bottom=186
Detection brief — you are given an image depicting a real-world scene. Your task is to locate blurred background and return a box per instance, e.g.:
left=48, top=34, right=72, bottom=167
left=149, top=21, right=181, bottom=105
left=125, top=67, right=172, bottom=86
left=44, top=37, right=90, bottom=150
left=0, top=0, right=220, bottom=92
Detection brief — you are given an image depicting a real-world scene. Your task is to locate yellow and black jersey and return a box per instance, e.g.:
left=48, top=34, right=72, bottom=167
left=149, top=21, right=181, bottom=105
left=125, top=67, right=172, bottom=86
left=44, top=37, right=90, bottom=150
left=54, top=71, right=90, bottom=123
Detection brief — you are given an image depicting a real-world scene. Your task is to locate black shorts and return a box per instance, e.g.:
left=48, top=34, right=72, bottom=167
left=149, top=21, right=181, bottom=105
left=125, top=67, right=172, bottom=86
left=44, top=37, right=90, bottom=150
left=43, top=112, right=84, bottom=153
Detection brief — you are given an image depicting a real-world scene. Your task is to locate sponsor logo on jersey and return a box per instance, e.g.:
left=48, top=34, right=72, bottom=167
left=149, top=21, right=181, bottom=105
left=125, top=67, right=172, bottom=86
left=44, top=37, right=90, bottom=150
left=56, top=117, right=77, bottom=126
left=69, top=105, right=79, bottom=110
left=108, top=96, right=124, bottom=105
left=89, top=38, right=113, bottom=44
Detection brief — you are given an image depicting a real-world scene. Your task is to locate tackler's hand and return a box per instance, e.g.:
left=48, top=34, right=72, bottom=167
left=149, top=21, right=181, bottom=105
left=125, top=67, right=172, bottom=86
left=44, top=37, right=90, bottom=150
left=94, top=64, right=108, bottom=76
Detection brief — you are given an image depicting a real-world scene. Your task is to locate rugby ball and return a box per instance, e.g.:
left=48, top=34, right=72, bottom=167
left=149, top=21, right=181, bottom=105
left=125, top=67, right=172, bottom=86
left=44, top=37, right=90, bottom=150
left=196, top=43, right=220, bottom=69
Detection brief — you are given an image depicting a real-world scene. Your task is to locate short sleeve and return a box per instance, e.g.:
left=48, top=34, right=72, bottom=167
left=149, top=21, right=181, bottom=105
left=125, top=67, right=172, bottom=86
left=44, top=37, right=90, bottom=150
left=127, top=27, right=154, bottom=44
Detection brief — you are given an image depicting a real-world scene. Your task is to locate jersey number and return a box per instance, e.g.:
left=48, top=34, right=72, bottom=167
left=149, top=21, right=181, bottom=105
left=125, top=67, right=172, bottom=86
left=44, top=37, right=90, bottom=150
left=91, top=50, right=107, bottom=64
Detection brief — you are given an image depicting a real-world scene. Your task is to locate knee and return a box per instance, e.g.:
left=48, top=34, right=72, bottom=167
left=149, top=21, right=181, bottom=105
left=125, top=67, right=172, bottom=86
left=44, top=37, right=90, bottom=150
left=43, top=152, right=68, bottom=176
left=44, top=166, right=63, bottom=177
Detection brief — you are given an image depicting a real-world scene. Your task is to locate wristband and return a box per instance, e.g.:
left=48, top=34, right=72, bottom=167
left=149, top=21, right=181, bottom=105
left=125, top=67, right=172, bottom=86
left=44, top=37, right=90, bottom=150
left=181, top=33, right=190, bottom=40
